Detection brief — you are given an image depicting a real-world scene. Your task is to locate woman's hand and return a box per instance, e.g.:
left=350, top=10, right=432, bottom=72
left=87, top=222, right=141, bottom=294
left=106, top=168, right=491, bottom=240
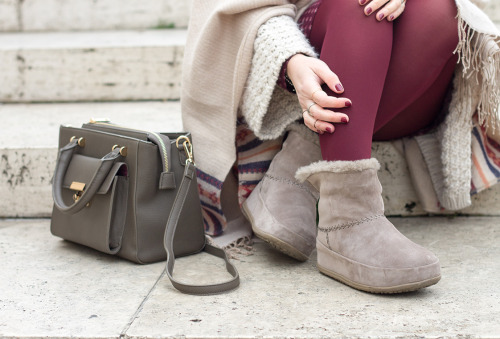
left=287, top=54, right=352, bottom=134
left=360, top=0, right=406, bottom=22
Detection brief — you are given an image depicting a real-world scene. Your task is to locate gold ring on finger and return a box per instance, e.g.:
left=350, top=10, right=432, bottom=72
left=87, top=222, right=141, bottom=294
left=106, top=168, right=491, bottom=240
left=307, top=102, right=317, bottom=117
left=314, top=119, right=319, bottom=130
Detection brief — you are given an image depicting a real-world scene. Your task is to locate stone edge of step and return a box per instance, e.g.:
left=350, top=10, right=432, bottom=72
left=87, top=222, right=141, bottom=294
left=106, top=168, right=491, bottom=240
left=2, top=141, right=500, bottom=218
left=0, top=29, right=188, bottom=50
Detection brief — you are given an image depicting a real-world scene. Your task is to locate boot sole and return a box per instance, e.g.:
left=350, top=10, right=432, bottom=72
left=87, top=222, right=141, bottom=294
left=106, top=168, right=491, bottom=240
left=317, top=242, right=441, bottom=294
left=242, top=199, right=310, bottom=262
left=318, top=264, right=441, bottom=294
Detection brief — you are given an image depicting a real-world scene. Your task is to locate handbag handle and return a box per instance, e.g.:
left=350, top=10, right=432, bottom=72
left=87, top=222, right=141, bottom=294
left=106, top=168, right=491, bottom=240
left=164, top=162, right=240, bottom=295
left=82, top=122, right=177, bottom=189
left=52, top=139, right=122, bottom=215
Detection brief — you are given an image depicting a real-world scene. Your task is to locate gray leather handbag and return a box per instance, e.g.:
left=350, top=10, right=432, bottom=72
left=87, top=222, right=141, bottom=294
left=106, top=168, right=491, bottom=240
left=51, top=121, right=239, bottom=295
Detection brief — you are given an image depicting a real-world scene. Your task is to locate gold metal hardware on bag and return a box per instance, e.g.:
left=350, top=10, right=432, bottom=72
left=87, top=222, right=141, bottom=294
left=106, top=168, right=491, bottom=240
left=89, top=118, right=111, bottom=124
left=70, top=182, right=86, bottom=192
left=72, top=193, right=90, bottom=207
left=112, top=145, right=128, bottom=157
left=119, top=147, right=127, bottom=157
left=70, top=136, right=86, bottom=147
left=70, top=182, right=86, bottom=202
left=175, top=136, right=189, bottom=149
left=176, top=136, right=194, bottom=165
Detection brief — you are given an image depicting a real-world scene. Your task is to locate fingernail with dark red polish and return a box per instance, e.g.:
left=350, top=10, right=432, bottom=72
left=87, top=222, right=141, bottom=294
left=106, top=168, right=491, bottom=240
left=360, top=0, right=367, bottom=5
left=389, top=15, right=395, bottom=21
left=326, top=127, right=333, bottom=133
left=335, top=83, right=344, bottom=92
left=345, top=101, right=352, bottom=107
left=378, top=13, right=385, bottom=20
left=366, top=7, right=372, bottom=15
left=341, top=117, right=348, bottom=123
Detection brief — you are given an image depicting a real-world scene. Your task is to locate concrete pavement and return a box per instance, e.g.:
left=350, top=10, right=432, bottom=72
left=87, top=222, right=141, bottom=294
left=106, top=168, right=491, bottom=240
left=1, top=217, right=499, bottom=338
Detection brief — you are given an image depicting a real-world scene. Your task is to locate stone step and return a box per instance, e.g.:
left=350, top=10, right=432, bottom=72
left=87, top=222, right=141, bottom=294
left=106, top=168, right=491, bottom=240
left=1, top=17, right=499, bottom=104
left=0, top=30, right=186, bottom=102
left=0, top=0, right=498, bottom=33
left=485, top=0, right=500, bottom=23
left=0, top=1, right=498, bottom=34
left=1, top=102, right=499, bottom=218
left=0, top=0, right=192, bottom=32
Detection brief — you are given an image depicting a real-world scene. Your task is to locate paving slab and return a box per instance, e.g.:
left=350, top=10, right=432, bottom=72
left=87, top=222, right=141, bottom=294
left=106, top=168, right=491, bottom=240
left=1, top=217, right=497, bottom=338
left=128, top=216, right=500, bottom=339
left=0, top=30, right=186, bottom=102
left=0, top=219, right=165, bottom=338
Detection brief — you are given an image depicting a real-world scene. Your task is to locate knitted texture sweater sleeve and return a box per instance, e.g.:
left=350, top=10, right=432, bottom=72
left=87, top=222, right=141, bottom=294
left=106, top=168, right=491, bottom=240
left=240, top=15, right=317, bottom=139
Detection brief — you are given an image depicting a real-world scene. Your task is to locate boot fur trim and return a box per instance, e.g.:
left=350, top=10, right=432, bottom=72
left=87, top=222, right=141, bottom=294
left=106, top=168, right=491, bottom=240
left=285, top=123, right=320, bottom=147
left=295, top=158, right=380, bottom=183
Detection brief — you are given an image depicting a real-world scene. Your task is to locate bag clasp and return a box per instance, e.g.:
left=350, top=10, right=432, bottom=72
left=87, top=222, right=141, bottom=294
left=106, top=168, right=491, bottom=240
left=176, top=136, right=194, bottom=165
left=70, top=181, right=86, bottom=202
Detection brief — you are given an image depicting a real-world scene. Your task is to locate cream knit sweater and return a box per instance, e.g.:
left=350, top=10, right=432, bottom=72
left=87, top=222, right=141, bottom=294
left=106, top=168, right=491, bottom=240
left=182, top=0, right=500, bottom=212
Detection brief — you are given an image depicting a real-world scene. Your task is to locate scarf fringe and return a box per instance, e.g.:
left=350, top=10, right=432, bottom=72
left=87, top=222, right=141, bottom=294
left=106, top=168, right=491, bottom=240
left=206, top=235, right=254, bottom=259
left=455, top=14, right=500, bottom=134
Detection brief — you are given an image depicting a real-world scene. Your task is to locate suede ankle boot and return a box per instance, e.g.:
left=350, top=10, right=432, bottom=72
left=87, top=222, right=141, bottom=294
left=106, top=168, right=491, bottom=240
left=296, top=158, right=441, bottom=293
left=242, top=126, right=322, bottom=261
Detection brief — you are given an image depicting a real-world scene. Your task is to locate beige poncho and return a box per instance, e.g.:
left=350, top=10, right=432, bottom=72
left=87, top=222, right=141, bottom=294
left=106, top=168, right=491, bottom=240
left=182, top=0, right=500, bottom=215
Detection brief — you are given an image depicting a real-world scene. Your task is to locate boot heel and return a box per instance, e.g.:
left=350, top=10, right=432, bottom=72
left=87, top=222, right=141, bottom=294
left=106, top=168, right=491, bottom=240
left=243, top=185, right=311, bottom=262
left=317, top=240, right=441, bottom=293
left=316, top=241, right=352, bottom=285
left=317, top=241, right=386, bottom=293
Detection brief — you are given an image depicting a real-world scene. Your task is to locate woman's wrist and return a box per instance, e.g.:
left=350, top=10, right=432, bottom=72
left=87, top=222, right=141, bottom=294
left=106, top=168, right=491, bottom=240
left=278, top=56, right=296, bottom=93
left=287, top=54, right=309, bottom=89
left=284, top=64, right=296, bottom=93
left=279, top=54, right=311, bottom=94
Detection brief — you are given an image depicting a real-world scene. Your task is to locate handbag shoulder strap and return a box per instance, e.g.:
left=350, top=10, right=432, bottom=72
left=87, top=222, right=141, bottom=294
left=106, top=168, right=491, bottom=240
left=163, top=162, right=240, bottom=295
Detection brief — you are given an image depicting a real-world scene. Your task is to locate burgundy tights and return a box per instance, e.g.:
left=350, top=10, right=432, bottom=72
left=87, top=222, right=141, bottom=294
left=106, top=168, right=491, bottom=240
left=307, top=0, right=459, bottom=161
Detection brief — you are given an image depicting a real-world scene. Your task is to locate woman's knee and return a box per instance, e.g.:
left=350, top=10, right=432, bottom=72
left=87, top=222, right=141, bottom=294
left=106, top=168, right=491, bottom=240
left=404, top=0, right=458, bottom=51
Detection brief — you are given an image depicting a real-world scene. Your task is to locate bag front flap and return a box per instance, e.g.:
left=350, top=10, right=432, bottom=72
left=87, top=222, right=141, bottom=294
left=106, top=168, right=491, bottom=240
left=62, top=154, right=126, bottom=195
left=51, top=174, right=128, bottom=256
